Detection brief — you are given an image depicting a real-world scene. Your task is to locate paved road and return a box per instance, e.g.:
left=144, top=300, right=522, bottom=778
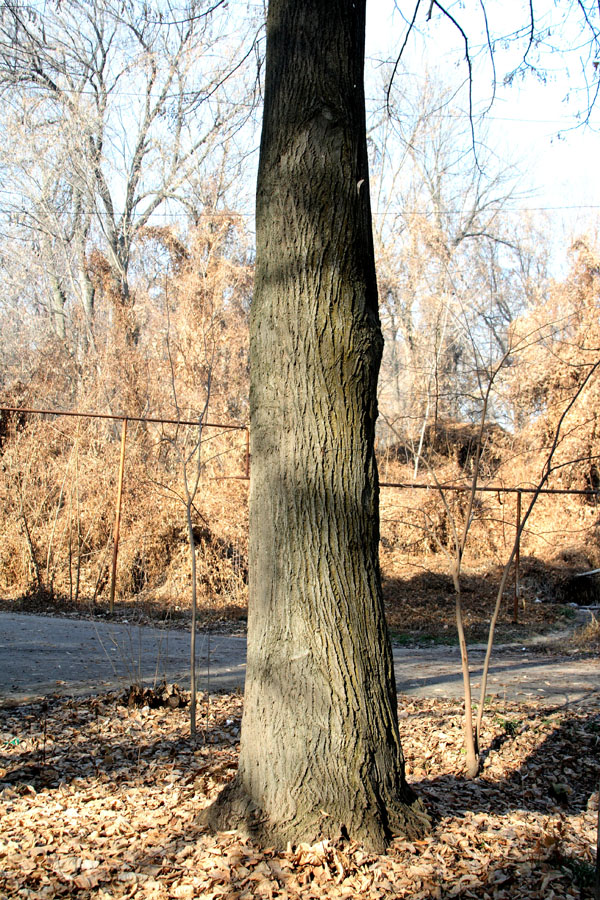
left=0, top=612, right=598, bottom=706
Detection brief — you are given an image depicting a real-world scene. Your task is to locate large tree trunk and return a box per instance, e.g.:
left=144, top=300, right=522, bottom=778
left=203, top=0, right=428, bottom=851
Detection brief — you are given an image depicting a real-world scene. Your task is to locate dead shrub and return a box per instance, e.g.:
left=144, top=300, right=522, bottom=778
left=572, top=614, right=600, bottom=650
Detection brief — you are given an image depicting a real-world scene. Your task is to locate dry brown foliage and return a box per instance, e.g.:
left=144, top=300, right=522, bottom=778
left=2, top=232, right=600, bottom=637
left=572, top=615, right=600, bottom=651
left=507, top=237, right=600, bottom=494
left=0, top=214, right=251, bottom=620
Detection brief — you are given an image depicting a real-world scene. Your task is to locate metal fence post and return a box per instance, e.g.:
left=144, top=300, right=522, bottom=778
left=513, top=489, right=522, bottom=624
left=109, top=417, right=128, bottom=615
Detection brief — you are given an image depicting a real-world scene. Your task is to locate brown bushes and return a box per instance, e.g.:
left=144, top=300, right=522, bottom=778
left=0, top=413, right=249, bottom=616
left=2, top=230, right=600, bottom=622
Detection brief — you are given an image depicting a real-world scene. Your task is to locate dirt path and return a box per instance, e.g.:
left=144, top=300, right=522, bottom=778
left=0, top=611, right=598, bottom=706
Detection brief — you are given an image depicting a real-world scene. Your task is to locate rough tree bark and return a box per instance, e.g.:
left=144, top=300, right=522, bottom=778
left=202, top=0, right=428, bottom=851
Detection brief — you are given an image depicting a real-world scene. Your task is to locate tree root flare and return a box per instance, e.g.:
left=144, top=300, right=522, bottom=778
left=200, top=778, right=431, bottom=852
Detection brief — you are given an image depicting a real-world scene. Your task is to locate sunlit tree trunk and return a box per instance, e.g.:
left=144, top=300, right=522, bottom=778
left=203, top=0, right=428, bottom=851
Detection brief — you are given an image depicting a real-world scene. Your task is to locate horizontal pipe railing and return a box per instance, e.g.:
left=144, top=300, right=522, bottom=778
left=379, top=481, right=600, bottom=496
left=3, top=406, right=599, bottom=496
left=0, top=405, right=247, bottom=431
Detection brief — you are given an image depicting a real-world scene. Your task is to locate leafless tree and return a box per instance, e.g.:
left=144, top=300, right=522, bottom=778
left=0, top=0, right=258, bottom=348
left=370, top=72, right=547, bottom=458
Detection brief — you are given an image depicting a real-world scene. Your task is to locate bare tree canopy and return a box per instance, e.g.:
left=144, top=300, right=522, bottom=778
left=0, top=0, right=257, bottom=346
left=387, top=0, right=600, bottom=140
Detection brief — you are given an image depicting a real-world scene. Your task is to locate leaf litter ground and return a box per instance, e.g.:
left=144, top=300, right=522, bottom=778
left=1, top=688, right=599, bottom=899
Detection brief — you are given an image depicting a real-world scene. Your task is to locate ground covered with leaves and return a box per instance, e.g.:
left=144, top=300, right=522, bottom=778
left=1, top=689, right=599, bottom=899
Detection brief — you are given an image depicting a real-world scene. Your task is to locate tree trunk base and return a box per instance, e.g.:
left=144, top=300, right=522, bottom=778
left=200, top=776, right=430, bottom=853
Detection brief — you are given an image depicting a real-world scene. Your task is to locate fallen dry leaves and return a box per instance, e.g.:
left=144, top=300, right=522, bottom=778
left=1, top=688, right=598, bottom=899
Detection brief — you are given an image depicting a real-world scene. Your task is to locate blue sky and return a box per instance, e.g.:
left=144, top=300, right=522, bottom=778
left=365, top=0, right=599, bottom=237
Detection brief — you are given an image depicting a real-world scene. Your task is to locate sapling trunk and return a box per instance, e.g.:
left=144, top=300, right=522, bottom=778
left=186, top=500, right=197, bottom=738
left=474, top=357, right=600, bottom=754
left=595, top=778, right=599, bottom=900
left=454, top=579, right=478, bottom=777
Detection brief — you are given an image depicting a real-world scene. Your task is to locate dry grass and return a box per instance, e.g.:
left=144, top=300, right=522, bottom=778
left=572, top=615, right=600, bottom=651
